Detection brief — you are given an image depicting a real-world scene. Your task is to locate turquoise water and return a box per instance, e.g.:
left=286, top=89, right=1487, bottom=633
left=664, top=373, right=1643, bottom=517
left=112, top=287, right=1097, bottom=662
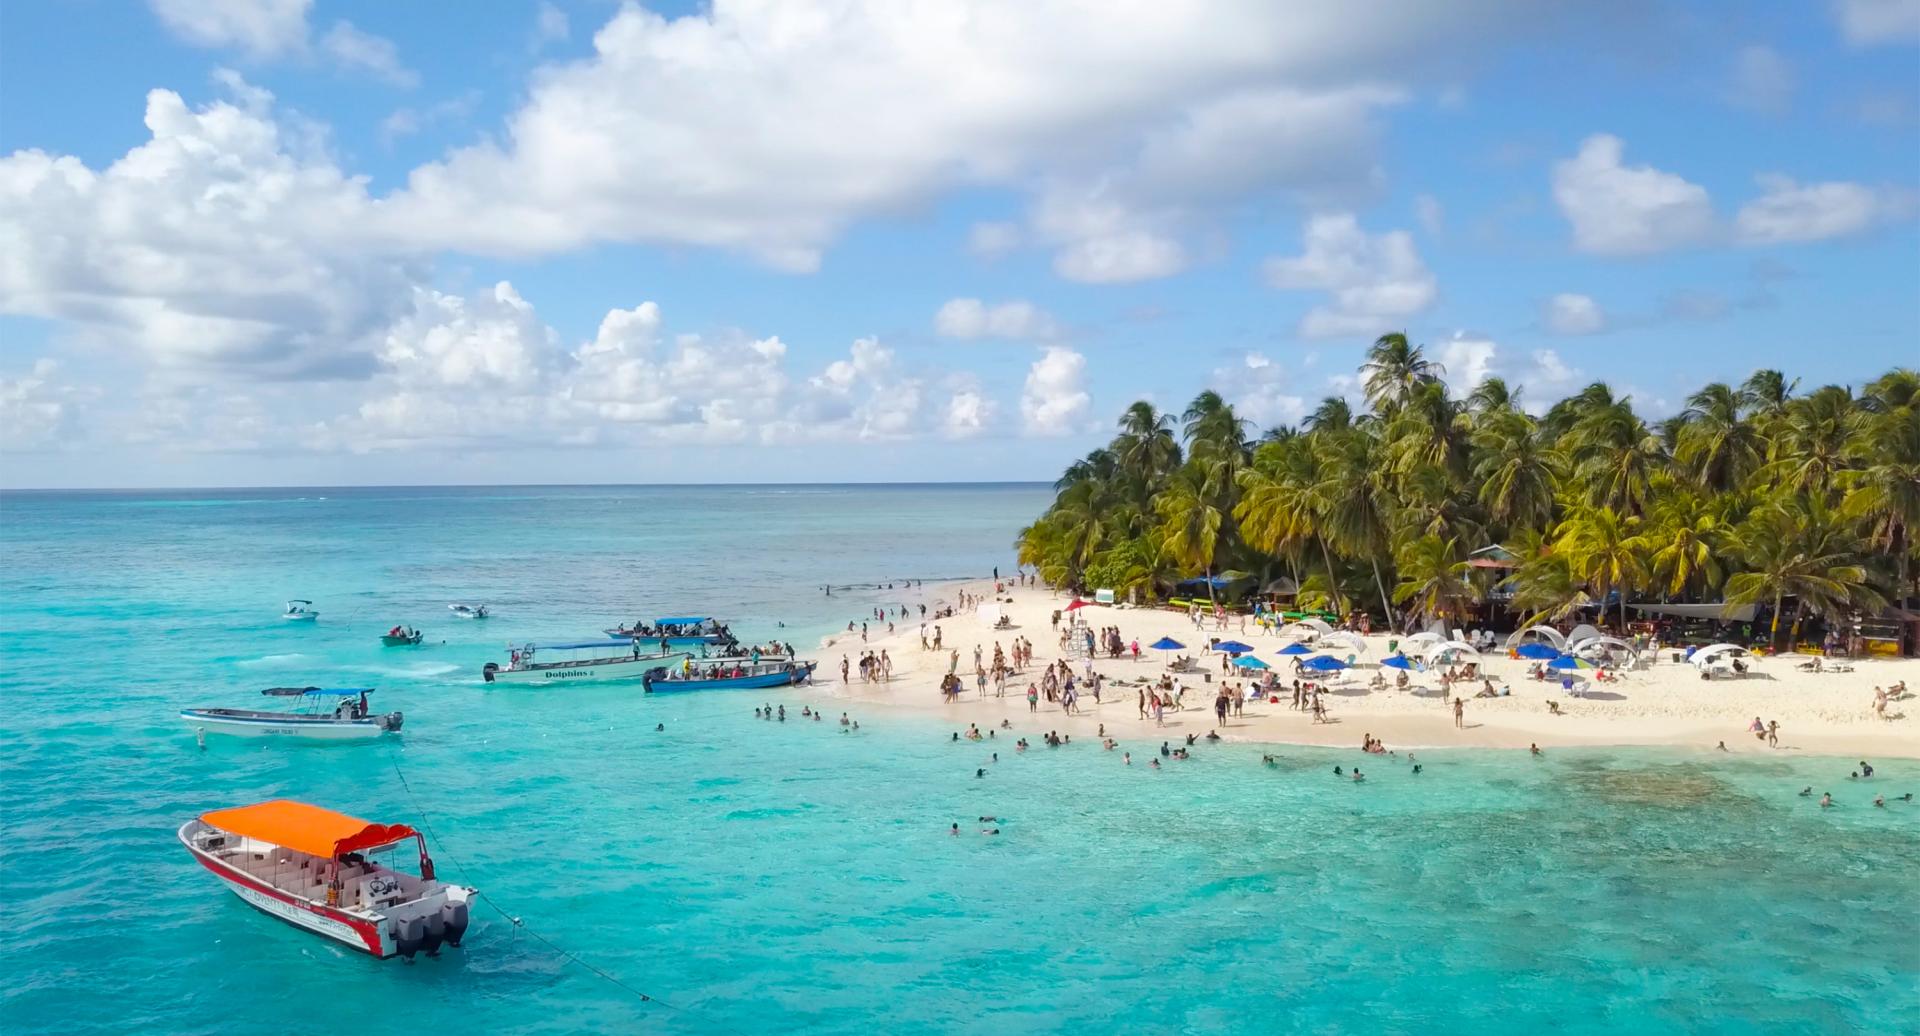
left=3, top=485, right=1917, bottom=1035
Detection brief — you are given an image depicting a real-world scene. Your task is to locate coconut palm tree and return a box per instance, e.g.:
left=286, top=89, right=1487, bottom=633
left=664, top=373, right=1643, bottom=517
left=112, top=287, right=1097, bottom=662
left=1391, top=535, right=1478, bottom=627
left=1841, top=402, right=1920, bottom=608
left=1471, top=409, right=1558, bottom=533
left=1555, top=505, right=1648, bottom=633
left=1725, top=496, right=1886, bottom=650
left=1360, top=332, right=1443, bottom=412
left=1155, top=464, right=1225, bottom=602
left=1676, top=382, right=1763, bottom=493
left=1769, top=385, right=1858, bottom=496
left=1642, top=486, right=1727, bottom=598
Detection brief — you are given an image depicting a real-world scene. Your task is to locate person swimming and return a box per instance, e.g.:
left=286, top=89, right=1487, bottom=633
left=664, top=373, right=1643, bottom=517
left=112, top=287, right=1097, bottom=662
left=1333, top=765, right=1343, bottom=776
left=1205, top=730, right=1221, bottom=741
left=1874, top=795, right=1886, bottom=807
left=1820, top=793, right=1833, bottom=807
left=654, top=723, right=664, bottom=732
left=950, top=823, right=960, bottom=835
left=975, top=768, right=986, bottom=778
left=1861, top=761, right=1875, bottom=777
left=1149, top=758, right=1161, bottom=769
left=979, top=816, right=998, bottom=822
left=1412, top=764, right=1423, bottom=774
left=1799, top=787, right=1813, bottom=796
left=1351, top=769, right=1365, bottom=782
left=1530, top=743, right=1542, bottom=756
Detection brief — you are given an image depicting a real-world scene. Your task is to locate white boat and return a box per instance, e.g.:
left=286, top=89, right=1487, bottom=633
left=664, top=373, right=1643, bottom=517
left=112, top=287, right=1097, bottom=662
left=448, top=603, right=489, bottom=620
left=482, top=639, right=686, bottom=685
left=179, top=799, right=473, bottom=959
left=181, top=687, right=402, bottom=740
left=282, top=599, right=319, bottom=622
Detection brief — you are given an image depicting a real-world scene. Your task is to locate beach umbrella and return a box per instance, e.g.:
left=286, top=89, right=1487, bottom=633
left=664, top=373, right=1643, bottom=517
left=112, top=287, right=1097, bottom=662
left=1148, top=636, right=1184, bottom=663
left=1302, top=655, right=1349, bottom=672
left=1547, top=654, right=1596, bottom=671
left=1063, top=598, right=1091, bottom=613
left=1275, top=643, right=1313, bottom=656
left=1515, top=642, right=1559, bottom=660
left=1381, top=654, right=1416, bottom=670
left=1232, top=656, right=1270, bottom=670
left=1214, top=639, right=1255, bottom=655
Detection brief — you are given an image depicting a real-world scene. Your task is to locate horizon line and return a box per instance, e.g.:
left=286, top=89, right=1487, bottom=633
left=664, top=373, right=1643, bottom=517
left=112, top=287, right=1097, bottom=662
left=0, top=479, right=1057, bottom=494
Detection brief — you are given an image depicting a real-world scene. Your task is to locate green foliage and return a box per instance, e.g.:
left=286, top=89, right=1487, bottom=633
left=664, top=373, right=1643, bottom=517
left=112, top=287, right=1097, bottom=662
left=1023, top=351, right=1916, bottom=628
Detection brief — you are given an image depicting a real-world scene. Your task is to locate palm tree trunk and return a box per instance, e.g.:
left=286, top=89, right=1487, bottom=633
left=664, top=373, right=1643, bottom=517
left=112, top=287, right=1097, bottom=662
left=1369, top=557, right=1394, bottom=633
left=1769, top=591, right=1784, bottom=651
left=1786, top=597, right=1804, bottom=652
left=1317, top=535, right=1345, bottom=614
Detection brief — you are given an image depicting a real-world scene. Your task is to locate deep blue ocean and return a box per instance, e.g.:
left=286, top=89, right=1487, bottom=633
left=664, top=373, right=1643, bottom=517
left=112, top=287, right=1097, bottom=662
left=2, top=484, right=1916, bottom=1035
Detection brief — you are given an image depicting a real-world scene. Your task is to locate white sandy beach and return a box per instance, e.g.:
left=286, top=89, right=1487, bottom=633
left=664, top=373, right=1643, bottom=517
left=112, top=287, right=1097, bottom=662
left=810, top=580, right=1920, bottom=760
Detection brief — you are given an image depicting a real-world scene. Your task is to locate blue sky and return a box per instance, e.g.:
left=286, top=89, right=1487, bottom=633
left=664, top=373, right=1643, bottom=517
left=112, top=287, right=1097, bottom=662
left=1, top=1, right=1916, bottom=487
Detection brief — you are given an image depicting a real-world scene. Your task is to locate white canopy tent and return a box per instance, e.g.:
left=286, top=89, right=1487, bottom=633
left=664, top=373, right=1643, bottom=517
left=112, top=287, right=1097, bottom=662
left=1417, top=639, right=1482, bottom=663
left=974, top=603, right=1004, bottom=626
left=1691, top=643, right=1752, bottom=668
left=1281, top=618, right=1335, bottom=641
left=1400, top=631, right=1447, bottom=653
left=1318, top=631, right=1368, bottom=656
left=1573, top=636, right=1638, bottom=662
left=1505, top=625, right=1568, bottom=651
left=1566, top=624, right=1604, bottom=650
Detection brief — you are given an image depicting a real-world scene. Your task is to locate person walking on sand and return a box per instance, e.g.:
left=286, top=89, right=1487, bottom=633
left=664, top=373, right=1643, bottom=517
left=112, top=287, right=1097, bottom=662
left=949, top=648, right=960, bottom=675
left=1138, top=687, right=1147, bottom=719
left=1453, top=697, right=1465, bottom=728
left=1027, top=684, right=1039, bottom=713
left=840, top=655, right=850, bottom=683
left=1767, top=719, right=1780, bottom=748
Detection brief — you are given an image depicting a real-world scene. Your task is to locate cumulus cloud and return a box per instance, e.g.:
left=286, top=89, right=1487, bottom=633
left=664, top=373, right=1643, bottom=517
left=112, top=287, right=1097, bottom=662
left=1021, top=347, right=1091, bottom=436
left=1216, top=353, right=1306, bottom=431
left=149, top=0, right=311, bottom=56
left=1733, top=174, right=1905, bottom=244
left=0, top=83, right=419, bottom=378
left=1725, top=45, right=1794, bottom=114
left=943, top=388, right=997, bottom=439
left=1434, top=332, right=1581, bottom=406
left=533, top=3, right=570, bottom=48
left=1543, top=292, right=1606, bottom=335
left=1263, top=213, right=1437, bottom=338
left=1552, top=134, right=1716, bottom=255
left=934, top=298, right=1060, bottom=341
left=0, top=359, right=86, bottom=451
left=381, top=1, right=1539, bottom=271
left=1832, top=0, right=1920, bottom=45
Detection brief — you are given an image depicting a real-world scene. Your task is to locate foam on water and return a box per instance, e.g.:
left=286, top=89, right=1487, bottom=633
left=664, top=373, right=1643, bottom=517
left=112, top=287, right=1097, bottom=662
left=2, top=484, right=1916, bottom=1035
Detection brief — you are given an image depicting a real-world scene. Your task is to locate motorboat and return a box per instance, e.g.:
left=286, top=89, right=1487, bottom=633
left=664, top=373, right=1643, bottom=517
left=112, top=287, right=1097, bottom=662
left=282, top=599, right=319, bottom=622
left=178, top=799, right=472, bottom=959
left=181, top=687, right=402, bottom=740
left=381, top=626, right=425, bottom=647
left=642, top=655, right=817, bottom=693
left=482, top=640, right=687, bottom=685
left=601, top=616, right=735, bottom=647
left=448, top=604, right=489, bottom=620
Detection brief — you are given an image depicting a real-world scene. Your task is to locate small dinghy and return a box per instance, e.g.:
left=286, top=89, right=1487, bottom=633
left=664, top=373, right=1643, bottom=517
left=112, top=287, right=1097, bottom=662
left=381, top=625, right=425, bottom=646
left=448, top=603, right=489, bottom=620
left=282, top=599, right=319, bottom=622
left=642, top=656, right=817, bottom=692
left=179, top=799, right=473, bottom=959
left=181, top=687, right=403, bottom=740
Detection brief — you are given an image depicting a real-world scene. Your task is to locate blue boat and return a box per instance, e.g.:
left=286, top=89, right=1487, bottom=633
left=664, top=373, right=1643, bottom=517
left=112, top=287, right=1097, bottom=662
left=642, top=657, right=817, bottom=693
left=603, top=616, right=735, bottom=647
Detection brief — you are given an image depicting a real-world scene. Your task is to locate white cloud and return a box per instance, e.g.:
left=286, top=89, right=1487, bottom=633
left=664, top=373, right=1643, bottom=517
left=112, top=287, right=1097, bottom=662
left=934, top=298, right=1060, bottom=341
left=1431, top=333, right=1581, bottom=408
left=0, top=83, right=418, bottom=378
left=1439, top=333, right=1499, bottom=388
left=380, top=93, right=480, bottom=145
left=149, top=0, right=311, bottom=56
left=1833, top=0, right=1920, bottom=45
left=1414, top=193, right=1444, bottom=235
left=320, top=21, right=419, bottom=88
left=383, top=1, right=1534, bottom=270
left=943, top=389, right=996, bottom=439
left=1216, top=353, right=1305, bottom=430
left=1552, top=134, right=1716, bottom=255
left=1733, top=174, right=1897, bottom=244
left=379, top=282, right=554, bottom=390
left=0, top=359, right=86, bottom=450
left=1021, top=347, right=1091, bottom=436
left=1726, top=45, right=1794, bottom=114
left=1543, top=292, right=1606, bottom=335
left=1263, top=213, right=1437, bottom=338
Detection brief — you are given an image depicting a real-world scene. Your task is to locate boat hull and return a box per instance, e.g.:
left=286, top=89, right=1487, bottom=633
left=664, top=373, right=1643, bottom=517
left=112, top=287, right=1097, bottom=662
left=644, top=662, right=817, bottom=693
left=483, top=655, right=662, bottom=685
left=179, top=822, right=390, bottom=955
left=380, top=635, right=423, bottom=646
left=181, top=710, right=394, bottom=740
left=283, top=614, right=318, bottom=622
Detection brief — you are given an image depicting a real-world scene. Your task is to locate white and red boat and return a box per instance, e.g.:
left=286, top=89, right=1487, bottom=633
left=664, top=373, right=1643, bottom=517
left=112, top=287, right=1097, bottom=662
left=178, top=799, right=474, bottom=959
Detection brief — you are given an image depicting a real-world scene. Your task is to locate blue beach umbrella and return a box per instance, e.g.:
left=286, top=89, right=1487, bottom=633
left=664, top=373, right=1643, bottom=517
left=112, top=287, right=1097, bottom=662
left=1275, top=643, right=1313, bottom=656
left=1547, top=654, right=1595, bottom=671
left=1231, top=655, right=1270, bottom=670
left=1302, top=655, right=1349, bottom=672
left=1381, top=654, right=1416, bottom=670
left=1515, top=642, right=1559, bottom=660
left=1148, top=636, right=1185, bottom=663
left=1214, top=639, right=1255, bottom=655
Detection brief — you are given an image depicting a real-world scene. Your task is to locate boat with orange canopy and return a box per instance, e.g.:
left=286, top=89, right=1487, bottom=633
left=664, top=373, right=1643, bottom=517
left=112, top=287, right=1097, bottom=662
left=178, top=799, right=474, bottom=959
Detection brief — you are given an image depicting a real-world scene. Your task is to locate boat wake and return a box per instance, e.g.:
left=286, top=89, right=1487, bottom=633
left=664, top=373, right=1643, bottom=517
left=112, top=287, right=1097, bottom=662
left=356, top=661, right=462, bottom=678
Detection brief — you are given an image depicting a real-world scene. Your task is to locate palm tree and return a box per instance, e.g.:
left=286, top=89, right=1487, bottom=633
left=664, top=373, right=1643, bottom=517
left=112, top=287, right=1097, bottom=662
left=1725, top=496, right=1886, bottom=650
left=1360, top=332, right=1443, bottom=412
left=1392, top=535, right=1478, bottom=627
left=1769, top=385, right=1857, bottom=497
left=1643, top=486, right=1727, bottom=598
left=1155, top=464, right=1225, bottom=602
left=1303, top=396, right=1355, bottom=433
left=1555, top=505, right=1648, bottom=633
left=1562, top=388, right=1664, bottom=514
left=1675, top=382, right=1762, bottom=493
left=1841, top=402, right=1920, bottom=608
left=1740, top=368, right=1798, bottom=419
left=1312, top=426, right=1397, bottom=625
left=1471, top=409, right=1558, bottom=533
left=1235, top=437, right=1346, bottom=614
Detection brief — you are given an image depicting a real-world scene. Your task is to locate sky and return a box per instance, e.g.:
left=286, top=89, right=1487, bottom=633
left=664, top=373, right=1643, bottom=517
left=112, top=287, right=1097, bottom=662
left=1, top=0, right=1917, bottom=488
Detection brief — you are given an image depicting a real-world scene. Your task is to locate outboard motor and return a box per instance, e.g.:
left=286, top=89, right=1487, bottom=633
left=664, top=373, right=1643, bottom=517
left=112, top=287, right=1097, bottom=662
left=421, top=909, right=447, bottom=957
left=442, top=899, right=470, bottom=947
left=482, top=662, right=498, bottom=683
left=380, top=711, right=404, bottom=732
left=394, top=915, right=427, bottom=960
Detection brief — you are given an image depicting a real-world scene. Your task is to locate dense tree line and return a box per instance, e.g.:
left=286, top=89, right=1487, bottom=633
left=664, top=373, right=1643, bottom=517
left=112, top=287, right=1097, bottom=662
left=1017, top=334, right=1919, bottom=649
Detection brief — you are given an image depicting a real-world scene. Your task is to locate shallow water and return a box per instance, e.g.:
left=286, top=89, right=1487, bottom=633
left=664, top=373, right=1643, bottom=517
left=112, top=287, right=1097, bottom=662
left=3, top=486, right=1916, bottom=1035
